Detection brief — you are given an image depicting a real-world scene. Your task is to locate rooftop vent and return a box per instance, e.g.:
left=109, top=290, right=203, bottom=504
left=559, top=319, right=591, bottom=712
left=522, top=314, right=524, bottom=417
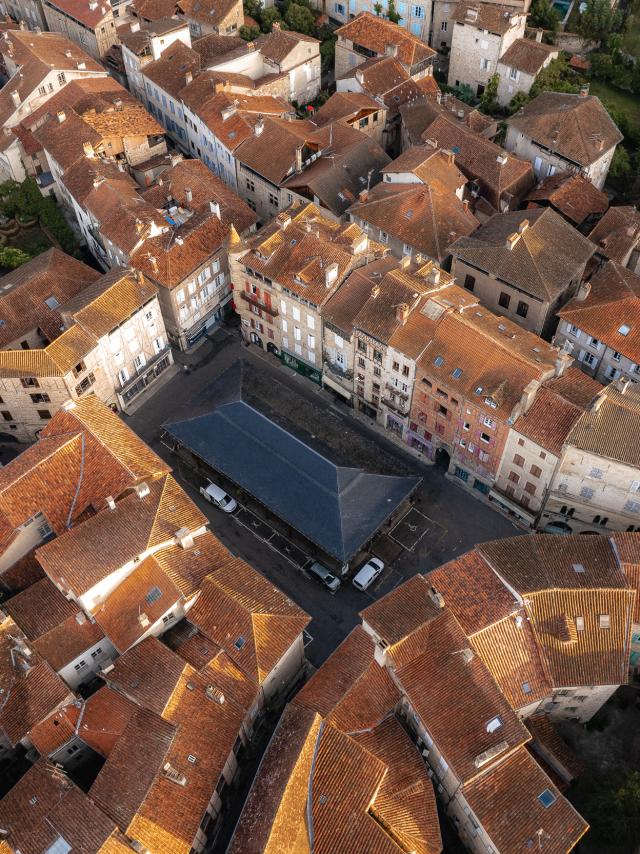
left=138, top=612, right=150, bottom=628
left=106, top=496, right=116, bottom=511
left=429, top=586, right=445, bottom=608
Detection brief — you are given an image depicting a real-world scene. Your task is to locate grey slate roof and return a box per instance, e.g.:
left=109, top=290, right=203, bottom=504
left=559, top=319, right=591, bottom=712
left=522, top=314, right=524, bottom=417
left=163, top=366, right=419, bottom=562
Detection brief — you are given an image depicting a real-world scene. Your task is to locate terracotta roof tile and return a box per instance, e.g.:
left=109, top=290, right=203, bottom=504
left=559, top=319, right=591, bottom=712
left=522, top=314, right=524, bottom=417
left=353, top=716, right=441, bottom=854
left=463, top=747, right=588, bottom=852
left=154, top=529, right=231, bottom=597
left=131, top=210, right=229, bottom=288
left=479, top=535, right=635, bottom=688
left=0, top=759, right=124, bottom=854
left=508, top=92, right=623, bottom=168
left=45, top=395, right=169, bottom=482
left=322, top=256, right=398, bottom=335
left=103, top=636, right=186, bottom=715
left=525, top=171, right=608, bottom=226
left=0, top=248, right=99, bottom=348
left=559, top=261, right=640, bottom=364
left=566, top=382, right=640, bottom=467
left=188, top=561, right=309, bottom=683
left=90, top=706, right=177, bottom=831
left=314, top=91, right=383, bottom=127
left=450, top=207, right=594, bottom=302
left=255, top=27, right=319, bottom=64
left=240, top=201, right=383, bottom=307
left=588, top=205, right=640, bottom=264
left=0, top=657, right=71, bottom=746
left=349, top=180, right=479, bottom=263
left=395, top=609, right=530, bottom=784
left=143, top=41, right=201, bottom=99
left=498, top=37, right=557, bottom=75
left=37, top=474, right=205, bottom=597
left=336, top=12, right=435, bottom=67
left=296, top=626, right=401, bottom=732
left=283, top=123, right=391, bottom=217
left=60, top=267, right=158, bottom=340
left=452, top=0, right=525, bottom=34
left=177, top=0, right=241, bottom=28
left=399, top=94, right=495, bottom=147
left=141, top=158, right=257, bottom=233
left=93, top=555, right=183, bottom=653
left=513, top=368, right=601, bottom=456
left=227, top=703, right=321, bottom=854
left=420, top=113, right=533, bottom=209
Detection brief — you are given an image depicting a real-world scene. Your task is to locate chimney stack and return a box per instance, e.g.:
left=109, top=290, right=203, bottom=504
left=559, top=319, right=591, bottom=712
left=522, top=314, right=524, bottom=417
left=130, top=19, right=140, bottom=31
left=395, top=303, right=410, bottom=324
left=149, top=255, right=158, bottom=274
left=616, top=376, right=631, bottom=394
left=517, top=218, right=529, bottom=234
left=185, top=187, right=193, bottom=206
left=325, top=262, right=339, bottom=288
left=384, top=42, right=399, bottom=57
left=358, top=188, right=368, bottom=202
left=170, top=152, right=182, bottom=167
left=579, top=83, right=589, bottom=98
left=83, top=141, right=95, bottom=158
left=295, top=144, right=303, bottom=173
left=10, top=90, right=20, bottom=108
left=254, top=115, right=264, bottom=136
left=575, top=281, right=591, bottom=301
left=57, top=110, right=66, bottom=123
left=272, top=20, right=281, bottom=30
left=535, top=27, right=543, bottom=42
left=462, top=199, right=469, bottom=213
left=185, top=70, right=193, bottom=86
left=209, top=200, right=221, bottom=219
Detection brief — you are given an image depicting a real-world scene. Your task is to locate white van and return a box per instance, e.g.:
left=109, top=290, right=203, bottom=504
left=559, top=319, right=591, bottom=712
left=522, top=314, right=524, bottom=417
left=200, top=481, right=238, bottom=513
left=352, top=557, right=384, bottom=591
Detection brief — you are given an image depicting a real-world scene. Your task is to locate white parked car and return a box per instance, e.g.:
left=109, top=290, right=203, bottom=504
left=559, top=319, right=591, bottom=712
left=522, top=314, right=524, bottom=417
left=199, top=481, right=237, bottom=513
left=352, top=557, right=385, bottom=591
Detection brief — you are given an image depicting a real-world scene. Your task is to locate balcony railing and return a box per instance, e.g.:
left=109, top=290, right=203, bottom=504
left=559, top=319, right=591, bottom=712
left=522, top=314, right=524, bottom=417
left=118, top=346, right=172, bottom=395
left=385, top=381, right=409, bottom=400
left=323, top=359, right=353, bottom=382
left=239, top=291, right=279, bottom=317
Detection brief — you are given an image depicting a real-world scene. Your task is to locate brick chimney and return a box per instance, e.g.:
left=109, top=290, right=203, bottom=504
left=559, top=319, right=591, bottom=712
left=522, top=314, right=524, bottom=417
left=358, top=189, right=368, bottom=202
left=505, top=232, right=520, bottom=250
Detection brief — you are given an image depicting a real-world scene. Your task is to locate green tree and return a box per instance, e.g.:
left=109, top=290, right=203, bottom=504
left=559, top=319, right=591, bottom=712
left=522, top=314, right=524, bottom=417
left=260, top=7, right=283, bottom=30
left=578, top=0, right=623, bottom=43
left=453, top=83, right=475, bottom=103
left=609, top=145, right=632, bottom=178
left=530, top=55, right=580, bottom=97
left=0, top=246, right=31, bottom=269
left=528, top=0, right=560, bottom=32
left=373, top=1, right=383, bottom=13
left=285, top=2, right=316, bottom=34
left=319, top=34, right=336, bottom=71
left=239, top=24, right=260, bottom=39
left=242, top=0, right=261, bottom=19
left=479, top=73, right=500, bottom=114
left=585, top=772, right=640, bottom=847
left=387, top=0, right=402, bottom=23
left=508, top=90, right=530, bottom=113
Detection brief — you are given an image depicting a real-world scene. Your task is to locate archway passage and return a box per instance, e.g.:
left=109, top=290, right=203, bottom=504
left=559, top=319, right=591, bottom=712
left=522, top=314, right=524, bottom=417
left=434, top=448, right=450, bottom=471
